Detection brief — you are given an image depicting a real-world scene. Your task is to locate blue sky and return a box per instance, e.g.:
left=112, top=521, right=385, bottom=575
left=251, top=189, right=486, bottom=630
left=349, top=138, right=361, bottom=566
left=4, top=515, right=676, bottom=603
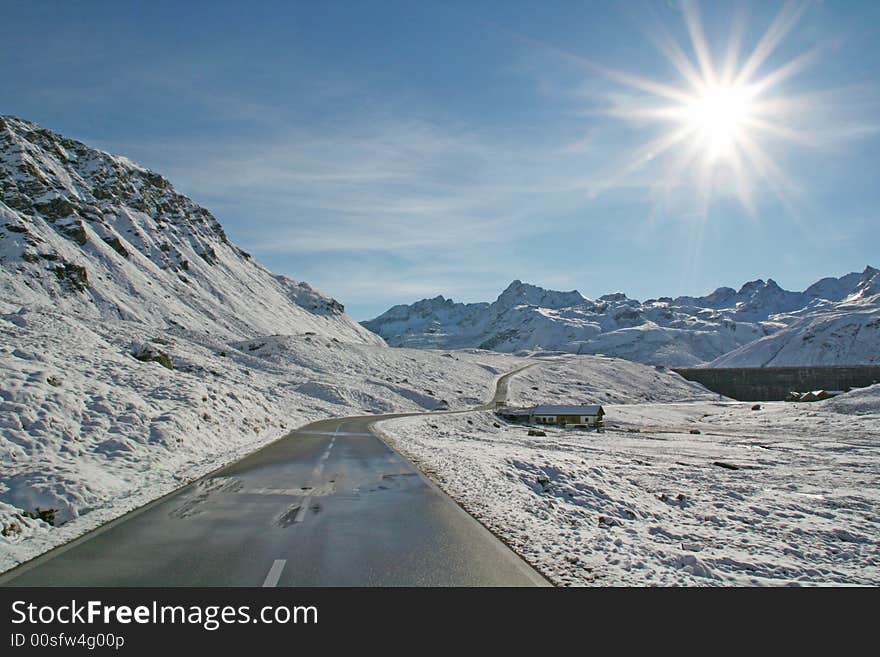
left=2, top=0, right=879, bottom=320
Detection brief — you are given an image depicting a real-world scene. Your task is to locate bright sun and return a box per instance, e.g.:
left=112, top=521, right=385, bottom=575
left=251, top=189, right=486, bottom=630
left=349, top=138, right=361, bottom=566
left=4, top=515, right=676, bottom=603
left=684, top=84, right=755, bottom=160
left=587, top=1, right=817, bottom=211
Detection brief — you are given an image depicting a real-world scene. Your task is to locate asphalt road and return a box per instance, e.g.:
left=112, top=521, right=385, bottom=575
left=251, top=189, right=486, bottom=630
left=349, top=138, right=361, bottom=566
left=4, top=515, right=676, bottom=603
left=1, top=367, right=547, bottom=587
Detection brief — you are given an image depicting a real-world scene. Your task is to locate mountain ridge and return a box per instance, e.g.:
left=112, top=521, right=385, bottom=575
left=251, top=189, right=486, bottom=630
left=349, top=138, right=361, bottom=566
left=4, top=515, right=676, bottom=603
left=363, top=268, right=880, bottom=366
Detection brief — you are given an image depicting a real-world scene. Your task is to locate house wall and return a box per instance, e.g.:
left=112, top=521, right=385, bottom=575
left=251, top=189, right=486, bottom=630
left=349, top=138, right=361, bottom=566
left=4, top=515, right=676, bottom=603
left=532, top=414, right=599, bottom=425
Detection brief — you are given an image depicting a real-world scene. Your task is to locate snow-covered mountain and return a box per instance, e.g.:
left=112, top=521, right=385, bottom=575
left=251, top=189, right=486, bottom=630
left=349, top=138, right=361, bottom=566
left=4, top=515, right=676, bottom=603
left=0, top=115, right=381, bottom=344
left=363, top=269, right=880, bottom=366
left=708, top=269, right=880, bottom=367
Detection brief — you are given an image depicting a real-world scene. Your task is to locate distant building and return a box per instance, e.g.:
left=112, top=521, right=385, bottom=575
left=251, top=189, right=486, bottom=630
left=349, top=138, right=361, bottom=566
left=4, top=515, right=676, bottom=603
left=531, top=404, right=605, bottom=426
left=497, top=404, right=605, bottom=427
left=786, top=389, right=846, bottom=402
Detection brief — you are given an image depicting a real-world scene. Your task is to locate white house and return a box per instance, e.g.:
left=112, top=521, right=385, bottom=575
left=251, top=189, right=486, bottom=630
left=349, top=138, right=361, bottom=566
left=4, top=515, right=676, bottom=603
left=529, top=404, right=605, bottom=426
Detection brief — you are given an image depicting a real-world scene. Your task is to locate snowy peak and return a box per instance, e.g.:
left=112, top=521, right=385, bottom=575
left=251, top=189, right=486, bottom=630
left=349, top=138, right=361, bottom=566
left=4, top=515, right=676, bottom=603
left=495, top=280, right=585, bottom=310
left=737, top=278, right=766, bottom=295
left=672, top=286, right=736, bottom=309
left=0, top=115, right=380, bottom=344
left=733, top=278, right=808, bottom=318
left=598, top=292, right=628, bottom=302
left=849, top=267, right=880, bottom=301
left=804, top=265, right=878, bottom=302
left=1, top=115, right=233, bottom=267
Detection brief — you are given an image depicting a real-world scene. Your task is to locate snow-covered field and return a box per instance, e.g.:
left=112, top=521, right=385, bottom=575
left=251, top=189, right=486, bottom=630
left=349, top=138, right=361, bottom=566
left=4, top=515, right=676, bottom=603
left=379, top=378, right=880, bottom=586
left=0, top=303, right=529, bottom=572
left=503, top=353, right=715, bottom=406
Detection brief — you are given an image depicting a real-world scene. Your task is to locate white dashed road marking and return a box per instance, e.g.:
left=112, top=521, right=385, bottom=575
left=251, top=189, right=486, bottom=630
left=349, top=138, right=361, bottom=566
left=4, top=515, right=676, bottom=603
left=294, top=498, right=312, bottom=523
left=262, top=559, right=286, bottom=587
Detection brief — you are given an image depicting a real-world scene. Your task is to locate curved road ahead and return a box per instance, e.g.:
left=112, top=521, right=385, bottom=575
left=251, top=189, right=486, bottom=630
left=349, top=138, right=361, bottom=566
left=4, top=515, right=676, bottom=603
left=1, top=366, right=547, bottom=587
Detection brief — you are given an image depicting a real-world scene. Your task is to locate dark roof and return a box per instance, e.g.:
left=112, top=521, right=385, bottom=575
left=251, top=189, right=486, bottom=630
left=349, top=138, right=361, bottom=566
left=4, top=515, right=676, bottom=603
left=531, top=404, right=604, bottom=415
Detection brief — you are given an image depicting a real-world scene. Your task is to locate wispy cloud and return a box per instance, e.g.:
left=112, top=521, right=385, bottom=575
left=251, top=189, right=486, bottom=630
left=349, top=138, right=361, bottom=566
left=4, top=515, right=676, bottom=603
left=107, top=108, right=618, bottom=253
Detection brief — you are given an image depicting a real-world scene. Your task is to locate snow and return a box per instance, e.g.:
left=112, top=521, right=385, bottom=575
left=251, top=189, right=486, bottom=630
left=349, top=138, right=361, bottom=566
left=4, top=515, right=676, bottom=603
left=706, top=294, right=880, bottom=367
left=502, top=353, right=716, bottom=406
left=378, top=378, right=880, bottom=586
left=363, top=269, right=880, bottom=367
left=823, top=383, right=880, bottom=416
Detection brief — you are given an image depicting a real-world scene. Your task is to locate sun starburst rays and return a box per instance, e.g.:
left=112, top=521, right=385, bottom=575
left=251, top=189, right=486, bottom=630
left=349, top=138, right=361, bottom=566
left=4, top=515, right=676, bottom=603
left=594, top=1, right=818, bottom=214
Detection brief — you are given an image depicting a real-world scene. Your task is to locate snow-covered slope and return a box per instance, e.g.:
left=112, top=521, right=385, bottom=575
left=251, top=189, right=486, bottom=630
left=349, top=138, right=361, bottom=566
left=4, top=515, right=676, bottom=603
left=823, top=382, right=880, bottom=415
left=363, top=269, right=880, bottom=367
left=0, top=115, right=381, bottom=344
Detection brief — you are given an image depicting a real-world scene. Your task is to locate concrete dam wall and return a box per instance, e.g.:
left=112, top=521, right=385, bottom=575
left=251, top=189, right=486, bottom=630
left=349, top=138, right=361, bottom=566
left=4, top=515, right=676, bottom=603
left=672, top=365, right=880, bottom=401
